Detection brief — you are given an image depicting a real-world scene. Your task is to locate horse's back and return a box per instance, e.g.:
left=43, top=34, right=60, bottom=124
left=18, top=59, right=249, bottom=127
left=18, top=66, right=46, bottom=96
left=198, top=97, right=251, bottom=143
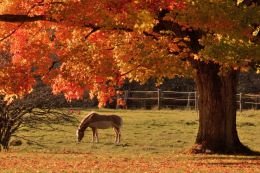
left=87, top=113, right=123, bottom=129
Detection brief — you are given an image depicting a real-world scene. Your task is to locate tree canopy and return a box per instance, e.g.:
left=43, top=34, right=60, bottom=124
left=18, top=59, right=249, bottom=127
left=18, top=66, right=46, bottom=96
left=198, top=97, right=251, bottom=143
left=0, top=0, right=259, bottom=106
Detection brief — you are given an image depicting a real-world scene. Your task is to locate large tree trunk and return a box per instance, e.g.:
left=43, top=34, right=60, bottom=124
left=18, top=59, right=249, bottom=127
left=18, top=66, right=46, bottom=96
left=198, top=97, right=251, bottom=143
left=193, top=61, right=251, bottom=154
left=0, top=112, right=13, bottom=150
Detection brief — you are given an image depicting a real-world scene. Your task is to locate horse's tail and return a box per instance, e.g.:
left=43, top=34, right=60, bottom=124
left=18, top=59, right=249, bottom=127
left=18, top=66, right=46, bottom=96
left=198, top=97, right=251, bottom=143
left=118, top=116, right=123, bottom=128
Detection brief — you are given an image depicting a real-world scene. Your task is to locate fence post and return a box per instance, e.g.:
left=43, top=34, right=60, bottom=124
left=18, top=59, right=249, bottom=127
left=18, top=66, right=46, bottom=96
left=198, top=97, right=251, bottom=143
left=157, top=89, right=161, bottom=110
left=186, top=92, right=191, bottom=109
left=254, top=95, right=258, bottom=110
left=124, top=90, right=128, bottom=109
left=116, top=92, right=119, bottom=109
left=257, top=96, right=259, bottom=110
left=239, top=93, right=242, bottom=112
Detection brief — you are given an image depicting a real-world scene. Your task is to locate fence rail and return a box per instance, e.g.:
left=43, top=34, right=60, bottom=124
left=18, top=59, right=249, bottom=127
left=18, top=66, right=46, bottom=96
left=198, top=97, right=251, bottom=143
left=119, top=89, right=260, bottom=110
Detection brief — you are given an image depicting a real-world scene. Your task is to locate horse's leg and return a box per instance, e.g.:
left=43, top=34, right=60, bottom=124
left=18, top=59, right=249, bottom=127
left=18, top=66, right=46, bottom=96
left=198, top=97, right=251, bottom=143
left=95, top=129, right=99, bottom=143
left=113, top=127, right=120, bottom=144
left=118, top=128, right=121, bottom=143
left=117, top=128, right=121, bottom=144
left=113, top=127, right=117, bottom=143
left=91, top=127, right=95, bottom=143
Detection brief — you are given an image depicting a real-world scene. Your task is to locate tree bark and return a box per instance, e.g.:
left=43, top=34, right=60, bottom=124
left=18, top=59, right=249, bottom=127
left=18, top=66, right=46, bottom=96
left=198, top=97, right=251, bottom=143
left=193, top=61, right=251, bottom=154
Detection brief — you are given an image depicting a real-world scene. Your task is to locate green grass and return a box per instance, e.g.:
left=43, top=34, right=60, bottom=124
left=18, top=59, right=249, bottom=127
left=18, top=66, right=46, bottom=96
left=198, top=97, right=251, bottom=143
left=11, top=109, right=198, bottom=155
left=1, top=109, right=259, bottom=173
left=11, top=109, right=260, bottom=154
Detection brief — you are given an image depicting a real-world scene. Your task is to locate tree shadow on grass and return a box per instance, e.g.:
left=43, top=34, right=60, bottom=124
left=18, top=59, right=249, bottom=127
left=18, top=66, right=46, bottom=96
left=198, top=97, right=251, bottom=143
left=195, top=161, right=260, bottom=167
left=189, top=143, right=260, bottom=156
left=193, top=155, right=260, bottom=161
left=12, top=135, right=46, bottom=148
left=10, top=113, right=79, bottom=150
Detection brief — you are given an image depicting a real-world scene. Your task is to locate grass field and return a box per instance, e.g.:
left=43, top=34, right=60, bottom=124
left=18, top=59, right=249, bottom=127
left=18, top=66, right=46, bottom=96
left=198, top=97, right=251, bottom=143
left=0, top=109, right=260, bottom=172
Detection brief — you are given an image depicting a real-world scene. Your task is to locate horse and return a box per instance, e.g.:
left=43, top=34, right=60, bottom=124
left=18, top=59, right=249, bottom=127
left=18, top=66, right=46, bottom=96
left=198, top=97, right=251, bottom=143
left=76, top=112, right=123, bottom=144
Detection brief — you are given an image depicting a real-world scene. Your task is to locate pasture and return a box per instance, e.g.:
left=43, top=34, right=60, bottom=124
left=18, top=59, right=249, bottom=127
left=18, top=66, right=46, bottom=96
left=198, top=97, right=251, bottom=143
left=0, top=109, right=260, bottom=172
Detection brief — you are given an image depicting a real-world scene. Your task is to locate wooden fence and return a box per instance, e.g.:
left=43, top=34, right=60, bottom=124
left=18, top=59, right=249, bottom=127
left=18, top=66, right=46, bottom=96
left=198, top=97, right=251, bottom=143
left=118, top=89, right=260, bottom=111
left=237, top=93, right=260, bottom=111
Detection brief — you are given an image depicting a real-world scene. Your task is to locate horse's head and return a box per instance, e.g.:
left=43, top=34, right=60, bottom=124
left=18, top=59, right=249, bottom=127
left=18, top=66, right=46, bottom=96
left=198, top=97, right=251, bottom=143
left=76, top=129, right=84, bottom=142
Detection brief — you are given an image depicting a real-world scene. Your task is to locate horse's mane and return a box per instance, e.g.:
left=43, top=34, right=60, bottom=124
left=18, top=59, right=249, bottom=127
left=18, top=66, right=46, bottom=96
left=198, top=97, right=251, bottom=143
left=78, top=111, right=96, bottom=130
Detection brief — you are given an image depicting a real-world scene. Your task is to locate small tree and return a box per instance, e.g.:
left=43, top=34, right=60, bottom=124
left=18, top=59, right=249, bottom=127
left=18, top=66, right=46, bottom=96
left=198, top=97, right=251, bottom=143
left=0, top=83, right=72, bottom=150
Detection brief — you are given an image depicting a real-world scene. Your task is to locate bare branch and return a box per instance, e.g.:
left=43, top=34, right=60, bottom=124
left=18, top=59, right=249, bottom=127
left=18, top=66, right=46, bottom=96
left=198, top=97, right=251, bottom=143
left=84, top=26, right=101, bottom=40
left=0, top=23, right=24, bottom=42
left=120, top=64, right=142, bottom=77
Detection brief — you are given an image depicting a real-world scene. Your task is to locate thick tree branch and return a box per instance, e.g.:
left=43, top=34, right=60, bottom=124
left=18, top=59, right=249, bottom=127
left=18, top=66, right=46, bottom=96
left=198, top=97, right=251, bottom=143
left=0, top=14, right=46, bottom=23
left=0, top=13, right=160, bottom=41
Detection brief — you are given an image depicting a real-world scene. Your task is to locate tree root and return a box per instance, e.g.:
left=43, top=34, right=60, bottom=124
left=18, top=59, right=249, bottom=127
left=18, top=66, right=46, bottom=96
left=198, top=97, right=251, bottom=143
left=189, top=143, right=260, bottom=156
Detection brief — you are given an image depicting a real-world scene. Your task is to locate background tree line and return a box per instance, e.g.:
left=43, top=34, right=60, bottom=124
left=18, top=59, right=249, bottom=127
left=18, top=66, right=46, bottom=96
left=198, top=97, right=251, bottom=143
left=13, top=72, right=258, bottom=109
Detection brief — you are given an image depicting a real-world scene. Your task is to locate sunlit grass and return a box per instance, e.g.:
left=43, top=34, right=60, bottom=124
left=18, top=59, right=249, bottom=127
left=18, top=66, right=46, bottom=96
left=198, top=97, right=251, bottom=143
left=1, top=109, right=259, bottom=172
left=13, top=109, right=260, bottom=154
left=13, top=109, right=200, bottom=155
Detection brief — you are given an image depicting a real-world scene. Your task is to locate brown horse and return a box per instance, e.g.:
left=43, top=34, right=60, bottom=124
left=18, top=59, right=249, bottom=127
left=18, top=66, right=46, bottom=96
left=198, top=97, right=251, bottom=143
left=76, top=112, right=123, bottom=144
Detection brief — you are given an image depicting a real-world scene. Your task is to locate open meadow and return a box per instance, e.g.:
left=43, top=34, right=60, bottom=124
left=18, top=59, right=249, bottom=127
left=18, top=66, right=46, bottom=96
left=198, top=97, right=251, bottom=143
left=0, top=109, right=260, bottom=173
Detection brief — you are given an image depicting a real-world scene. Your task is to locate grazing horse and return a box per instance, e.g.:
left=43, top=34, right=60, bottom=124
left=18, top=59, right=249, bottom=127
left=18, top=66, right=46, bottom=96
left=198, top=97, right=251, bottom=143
left=76, top=112, right=123, bottom=144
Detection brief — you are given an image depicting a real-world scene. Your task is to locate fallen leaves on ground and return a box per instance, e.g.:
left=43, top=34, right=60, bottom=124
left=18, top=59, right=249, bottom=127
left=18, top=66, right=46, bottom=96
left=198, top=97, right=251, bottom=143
left=0, top=152, right=259, bottom=173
